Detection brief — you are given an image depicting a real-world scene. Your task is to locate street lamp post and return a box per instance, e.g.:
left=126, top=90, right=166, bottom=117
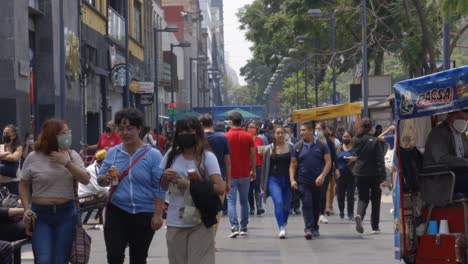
left=307, top=8, right=337, bottom=105
left=190, top=56, right=207, bottom=110
left=362, top=0, right=369, bottom=117
left=154, top=25, right=178, bottom=149
left=170, top=41, right=191, bottom=105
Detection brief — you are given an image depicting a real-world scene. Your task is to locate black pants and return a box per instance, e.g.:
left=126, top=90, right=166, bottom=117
left=290, top=188, right=301, bottom=210
left=319, top=173, right=331, bottom=215
left=248, top=167, right=262, bottom=211
left=336, top=176, right=355, bottom=216
left=298, top=183, right=321, bottom=232
left=104, top=203, right=155, bottom=264
left=0, top=240, right=12, bottom=264
left=356, top=176, right=382, bottom=230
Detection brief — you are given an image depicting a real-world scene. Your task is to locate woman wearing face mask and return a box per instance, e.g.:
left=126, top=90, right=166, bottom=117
left=161, top=117, right=225, bottom=264
left=0, top=125, right=24, bottom=195
left=247, top=122, right=265, bottom=216
left=19, top=119, right=90, bottom=263
left=97, top=109, right=166, bottom=263
left=335, top=130, right=356, bottom=220
left=261, top=126, right=293, bottom=238
left=314, top=123, right=337, bottom=224
left=21, top=132, right=34, bottom=169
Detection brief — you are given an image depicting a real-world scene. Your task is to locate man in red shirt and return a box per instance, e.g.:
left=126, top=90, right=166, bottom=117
left=152, top=128, right=166, bottom=153
left=225, top=112, right=256, bottom=238
left=85, top=120, right=122, bottom=151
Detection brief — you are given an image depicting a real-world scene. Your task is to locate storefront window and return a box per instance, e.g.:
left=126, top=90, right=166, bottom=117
left=133, top=1, right=142, bottom=43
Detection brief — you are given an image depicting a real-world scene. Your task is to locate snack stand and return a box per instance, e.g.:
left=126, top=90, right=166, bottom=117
left=394, top=66, right=468, bottom=264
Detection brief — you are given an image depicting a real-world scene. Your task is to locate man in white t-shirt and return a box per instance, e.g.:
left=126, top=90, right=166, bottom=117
left=79, top=150, right=110, bottom=207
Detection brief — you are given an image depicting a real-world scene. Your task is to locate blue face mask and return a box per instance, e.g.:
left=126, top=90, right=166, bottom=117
left=315, top=131, right=324, bottom=138
left=57, top=134, right=72, bottom=149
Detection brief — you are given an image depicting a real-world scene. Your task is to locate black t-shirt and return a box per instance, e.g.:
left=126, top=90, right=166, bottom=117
left=270, top=152, right=291, bottom=177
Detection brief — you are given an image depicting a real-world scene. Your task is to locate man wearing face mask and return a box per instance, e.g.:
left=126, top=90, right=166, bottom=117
left=424, top=110, right=468, bottom=193
left=85, top=120, right=122, bottom=151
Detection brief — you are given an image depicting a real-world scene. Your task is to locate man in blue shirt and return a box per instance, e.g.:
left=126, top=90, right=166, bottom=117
left=289, top=121, right=332, bottom=240
left=200, top=114, right=231, bottom=217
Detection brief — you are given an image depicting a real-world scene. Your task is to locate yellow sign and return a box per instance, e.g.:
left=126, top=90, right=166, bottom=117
left=292, top=102, right=362, bottom=123
left=129, top=81, right=140, bottom=93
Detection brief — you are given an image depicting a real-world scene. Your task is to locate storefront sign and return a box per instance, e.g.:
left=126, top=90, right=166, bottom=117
left=130, top=81, right=154, bottom=94
left=140, top=94, right=154, bottom=105
left=394, top=66, right=468, bottom=120
left=110, top=64, right=132, bottom=87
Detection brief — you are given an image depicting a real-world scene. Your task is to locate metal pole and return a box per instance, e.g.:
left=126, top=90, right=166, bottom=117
left=443, top=17, right=450, bottom=70
left=170, top=44, right=174, bottom=104
left=189, top=58, right=193, bottom=110
left=154, top=28, right=160, bottom=150
left=362, top=0, right=369, bottom=117
left=123, top=0, right=130, bottom=108
left=314, top=54, right=319, bottom=107
left=331, top=11, right=337, bottom=104
left=304, top=62, right=308, bottom=108
left=296, top=68, right=299, bottom=109
left=59, top=0, right=65, bottom=118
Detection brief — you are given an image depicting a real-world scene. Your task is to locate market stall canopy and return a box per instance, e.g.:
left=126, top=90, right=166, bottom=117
left=173, top=110, right=200, bottom=121
left=394, top=65, right=468, bottom=121
left=216, top=108, right=260, bottom=119
left=292, top=102, right=362, bottom=123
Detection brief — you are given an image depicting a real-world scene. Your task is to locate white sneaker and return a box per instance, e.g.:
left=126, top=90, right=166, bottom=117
left=319, top=215, right=329, bottom=224
left=278, top=228, right=287, bottom=239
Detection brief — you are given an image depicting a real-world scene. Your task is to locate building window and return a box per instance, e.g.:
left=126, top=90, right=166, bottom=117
left=85, top=0, right=96, bottom=8
left=133, top=1, right=142, bottom=43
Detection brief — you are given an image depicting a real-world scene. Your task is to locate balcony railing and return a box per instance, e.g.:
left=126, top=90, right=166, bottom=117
left=108, top=7, right=125, bottom=47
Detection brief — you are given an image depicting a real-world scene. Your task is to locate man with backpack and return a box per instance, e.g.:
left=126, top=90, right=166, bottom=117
left=289, top=121, right=332, bottom=240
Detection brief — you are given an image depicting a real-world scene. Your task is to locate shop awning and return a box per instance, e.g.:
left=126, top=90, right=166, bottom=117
left=292, top=102, right=362, bottom=123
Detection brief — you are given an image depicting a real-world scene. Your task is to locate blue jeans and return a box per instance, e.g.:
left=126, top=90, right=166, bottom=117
left=299, top=183, right=321, bottom=232
left=227, top=177, right=250, bottom=229
left=268, top=176, right=291, bottom=229
left=31, top=201, right=77, bottom=264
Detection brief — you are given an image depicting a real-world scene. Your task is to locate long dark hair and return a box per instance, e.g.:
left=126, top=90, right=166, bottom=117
left=165, top=117, right=210, bottom=169
left=3, top=124, right=21, bottom=153
left=357, top=118, right=373, bottom=138
left=271, top=126, right=286, bottom=160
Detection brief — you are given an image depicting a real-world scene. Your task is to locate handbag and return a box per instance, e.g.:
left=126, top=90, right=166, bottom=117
left=70, top=160, right=92, bottom=264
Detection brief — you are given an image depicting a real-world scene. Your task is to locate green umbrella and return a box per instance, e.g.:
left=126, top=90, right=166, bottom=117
left=217, top=108, right=260, bottom=119
left=173, top=110, right=200, bottom=121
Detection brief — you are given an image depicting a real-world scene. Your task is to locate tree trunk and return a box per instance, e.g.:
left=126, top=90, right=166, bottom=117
left=411, top=0, right=437, bottom=73
left=374, top=50, right=384, bottom=75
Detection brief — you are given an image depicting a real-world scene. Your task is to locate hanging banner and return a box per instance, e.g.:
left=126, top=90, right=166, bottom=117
left=394, top=66, right=468, bottom=120
left=292, top=102, right=362, bottom=123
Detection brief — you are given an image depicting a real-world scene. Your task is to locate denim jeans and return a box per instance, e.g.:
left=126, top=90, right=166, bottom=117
left=299, top=183, right=321, bottom=232
left=268, top=176, right=291, bottom=229
left=227, top=177, right=251, bottom=229
left=31, top=201, right=77, bottom=264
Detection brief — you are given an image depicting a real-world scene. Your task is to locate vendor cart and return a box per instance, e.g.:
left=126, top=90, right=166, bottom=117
left=394, top=66, right=468, bottom=264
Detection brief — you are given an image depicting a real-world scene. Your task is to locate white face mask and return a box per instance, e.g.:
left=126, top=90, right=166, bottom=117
left=453, top=119, right=468, bottom=133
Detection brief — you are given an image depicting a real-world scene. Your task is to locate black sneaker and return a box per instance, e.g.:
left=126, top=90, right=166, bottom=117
left=293, top=208, right=301, bottom=215
left=304, top=231, right=313, bottom=240
left=354, top=215, right=364, bottom=234
left=249, top=209, right=255, bottom=215
left=239, top=227, right=248, bottom=236
left=257, top=208, right=265, bottom=215
left=228, top=227, right=240, bottom=238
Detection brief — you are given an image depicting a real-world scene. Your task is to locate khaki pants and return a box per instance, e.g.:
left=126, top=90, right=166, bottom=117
left=166, top=224, right=215, bottom=264
left=326, top=175, right=336, bottom=210
left=214, top=193, right=226, bottom=237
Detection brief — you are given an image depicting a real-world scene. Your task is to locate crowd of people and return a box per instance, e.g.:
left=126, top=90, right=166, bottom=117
left=0, top=108, right=396, bottom=263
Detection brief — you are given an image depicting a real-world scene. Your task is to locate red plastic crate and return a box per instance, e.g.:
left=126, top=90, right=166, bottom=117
left=416, top=234, right=466, bottom=263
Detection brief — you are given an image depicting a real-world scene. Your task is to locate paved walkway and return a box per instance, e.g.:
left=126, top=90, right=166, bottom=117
left=20, top=194, right=399, bottom=263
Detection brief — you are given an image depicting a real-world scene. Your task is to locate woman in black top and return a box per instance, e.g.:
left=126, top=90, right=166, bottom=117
left=261, top=127, right=293, bottom=239
left=353, top=118, right=387, bottom=234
